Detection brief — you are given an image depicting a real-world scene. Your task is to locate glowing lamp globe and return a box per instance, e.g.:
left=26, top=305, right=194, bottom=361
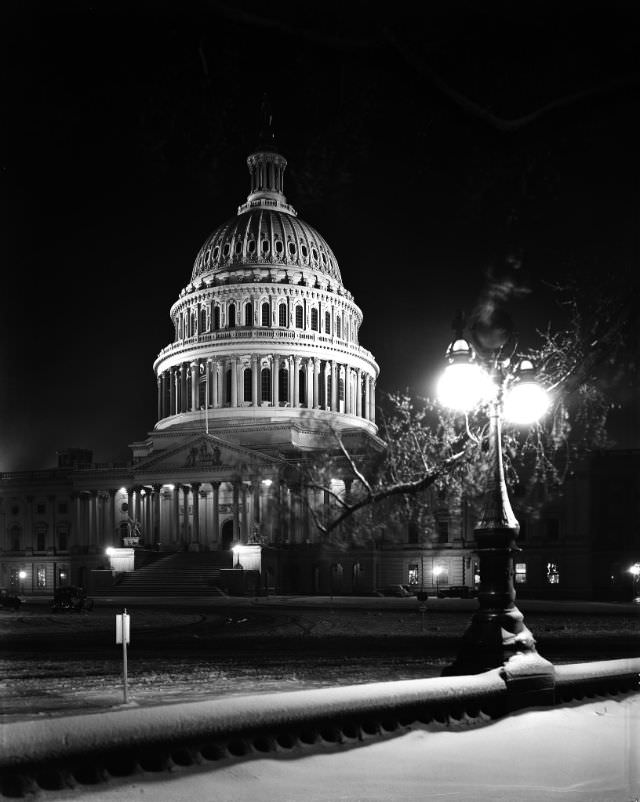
left=503, top=359, right=550, bottom=424
left=437, top=338, right=494, bottom=412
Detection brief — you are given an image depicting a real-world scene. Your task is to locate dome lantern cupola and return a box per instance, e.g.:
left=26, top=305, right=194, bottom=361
left=238, top=96, right=296, bottom=217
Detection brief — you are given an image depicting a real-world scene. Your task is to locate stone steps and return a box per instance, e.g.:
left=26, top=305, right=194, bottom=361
left=99, top=551, right=233, bottom=596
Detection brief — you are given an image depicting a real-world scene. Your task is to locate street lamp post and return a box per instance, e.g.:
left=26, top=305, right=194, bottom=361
left=437, top=325, right=555, bottom=694
left=18, top=570, right=27, bottom=596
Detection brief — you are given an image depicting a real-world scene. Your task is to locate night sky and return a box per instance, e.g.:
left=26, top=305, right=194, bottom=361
left=2, top=1, right=639, bottom=470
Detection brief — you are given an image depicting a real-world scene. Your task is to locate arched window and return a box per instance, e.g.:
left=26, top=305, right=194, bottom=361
left=228, top=303, right=236, bottom=328
left=279, top=367, right=288, bottom=402
left=225, top=369, right=232, bottom=404
left=178, top=318, right=183, bottom=339
left=295, top=305, right=304, bottom=329
left=243, top=368, right=252, bottom=402
left=336, top=315, right=342, bottom=339
left=261, top=368, right=271, bottom=401
left=245, top=302, right=253, bottom=327
left=278, top=303, right=287, bottom=327
left=261, top=302, right=270, bottom=326
left=310, top=308, right=318, bottom=331
left=213, top=306, right=221, bottom=330
left=299, top=369, right=306, bottom=406
left=325, top=311, right=331, bottom=334
left=190, top=311, right=197, bottom=336
left=200, top=307, right=207, bottom=333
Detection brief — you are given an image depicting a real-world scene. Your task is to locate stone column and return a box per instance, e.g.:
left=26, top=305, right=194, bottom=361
left=231, top=358, right=238, bottom=407
left=323, top=362, right=330, bottom=410
left=370, top=380, right=376, bottom=423
left=152, top=484, right=162, bottom=545
left=190, top=361, right=198, bottom=411
left=365, top=375, right=371, bottom=421
left=251, top=354, right=259, bottom=406
left=173, top=485, right=180, bottom=544
left=211, top=481, right=220, bottom=547
left=191, top=482, right=201, bottom=549
left=232, top=481, right=240, bottom=542
left=288, top=357, right=295, bottom=407
left=356, top=368, right=362, bottom=417
left=212, top=360, right=220, bottom=408
left=241, top=483, right=249, bottom=542
left=106, top=488, right=116, bottom=545
left=272, top=354, right=280, bottom=406
left=182, top=485, right=190, bottom=545
left=180, top=362, right=189, bottom=412
left=331, top=361, right=338, bottom=411
left=305, top=358, right=313, bottom=408
left=168, top=368, right=175, bottom=415
left=157, top=375, right=162, bottom=420
left=293, top=356, right=301, bottom=407
left=313, top=358, right=320, bottom=409
left=127, top=488, right=134, bottom=534
left=206, top=358, right=213, bottom=408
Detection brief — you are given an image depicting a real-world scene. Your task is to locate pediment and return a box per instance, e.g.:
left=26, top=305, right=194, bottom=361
left=133, top=434, right=277, bottom=475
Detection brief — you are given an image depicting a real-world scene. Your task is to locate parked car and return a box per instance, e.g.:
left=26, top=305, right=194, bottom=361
left=0, top=590, right=22, bottom=610
left=437, top=585, right=476, bottom=599
left=51, top=586, right=94, bottom=612
left=381, top=584, right=412, bottom=597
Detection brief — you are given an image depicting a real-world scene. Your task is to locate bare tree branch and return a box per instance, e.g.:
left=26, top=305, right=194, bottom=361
left=379, top=22, right=640, bottom=132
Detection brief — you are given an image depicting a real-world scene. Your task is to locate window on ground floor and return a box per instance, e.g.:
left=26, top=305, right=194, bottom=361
left=36, top=565, right=47, bottom=589
left=515, top=562, right=527, bottom=583
left=546, top=561, right=560, bottom=584
left=408, top=564, right=419, bottom=586
left=261, top=368, right=271, bottom=402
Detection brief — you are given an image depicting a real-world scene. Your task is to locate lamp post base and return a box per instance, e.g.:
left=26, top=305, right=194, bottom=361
left=442, top=605, right=556, bottom=710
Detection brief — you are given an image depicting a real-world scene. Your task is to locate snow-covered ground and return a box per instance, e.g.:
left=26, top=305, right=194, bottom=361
left=42, top=694, right=639, bottom=802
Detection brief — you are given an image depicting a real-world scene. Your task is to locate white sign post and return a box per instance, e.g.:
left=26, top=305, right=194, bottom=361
left=116, top=609, right=131, bottom=703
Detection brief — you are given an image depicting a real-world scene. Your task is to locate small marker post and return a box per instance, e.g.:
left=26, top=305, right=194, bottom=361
left=116, top=609, right=131, bottom=703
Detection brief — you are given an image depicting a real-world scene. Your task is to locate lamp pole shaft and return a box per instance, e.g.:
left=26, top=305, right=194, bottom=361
left=443, top=396, right=545, bottom=676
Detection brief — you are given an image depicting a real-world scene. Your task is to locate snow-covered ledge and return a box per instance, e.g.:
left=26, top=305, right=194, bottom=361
left=2, top=658, right=638, bottom=797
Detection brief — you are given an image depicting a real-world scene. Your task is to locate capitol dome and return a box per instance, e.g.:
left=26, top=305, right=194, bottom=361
left=152, top=133, right=379, bottom=446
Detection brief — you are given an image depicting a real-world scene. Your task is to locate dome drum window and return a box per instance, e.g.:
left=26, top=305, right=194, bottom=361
left=295, top=305, right=304, bottom=329
left=278, top=303, right=288, bottom=328
left=261, top=302, right=270, bottom=326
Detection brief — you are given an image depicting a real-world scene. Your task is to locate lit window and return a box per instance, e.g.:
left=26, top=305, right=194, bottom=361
left=546, top=562, right=560, bottom=584
left=36, top=566, right=46, bottom=589
left=515, top=563, right=527, bottom=583
left=408, top=564, right=419, bottom=585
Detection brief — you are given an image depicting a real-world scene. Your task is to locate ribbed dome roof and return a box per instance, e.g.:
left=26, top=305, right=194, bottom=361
left=191, top=208, right=342, bottom=284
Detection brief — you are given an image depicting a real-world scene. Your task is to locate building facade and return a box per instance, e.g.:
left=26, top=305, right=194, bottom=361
left=1, top=139, right=638, bottom=600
